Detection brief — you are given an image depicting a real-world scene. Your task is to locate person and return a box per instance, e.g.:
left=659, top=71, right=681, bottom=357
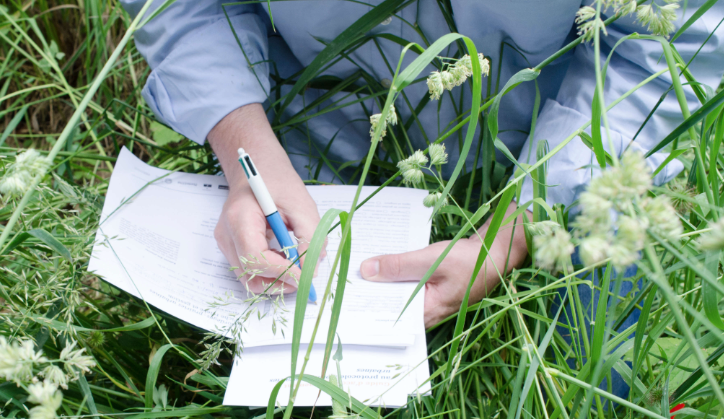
left=120, top=0, right=723, bottom=329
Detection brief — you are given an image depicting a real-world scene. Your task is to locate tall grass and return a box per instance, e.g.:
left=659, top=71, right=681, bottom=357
left=2, top=1, right=724, bottom=419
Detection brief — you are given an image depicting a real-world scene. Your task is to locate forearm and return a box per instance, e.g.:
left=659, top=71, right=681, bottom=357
left=471, top=202, right=530, bottom=297
left=208, top=104, right=298, bottom=190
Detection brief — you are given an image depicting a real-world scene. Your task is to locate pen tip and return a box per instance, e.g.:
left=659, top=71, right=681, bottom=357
left=310, top=300, right=317, bottom=305
left=237, top=148, right=246, bottom=159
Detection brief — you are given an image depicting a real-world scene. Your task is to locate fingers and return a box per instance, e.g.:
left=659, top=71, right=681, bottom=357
left=360, top=243, right=446, bottom=282
left=283, top=199, right=325, bottom=273
left=217, top=195, right=301, bottom=290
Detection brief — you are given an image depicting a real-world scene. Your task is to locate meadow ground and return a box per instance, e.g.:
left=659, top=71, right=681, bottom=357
left=2, top=1, right=724, bottom=419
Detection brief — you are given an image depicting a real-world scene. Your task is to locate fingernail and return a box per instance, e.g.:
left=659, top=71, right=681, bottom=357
left=361, top=259, right=379, bottom=279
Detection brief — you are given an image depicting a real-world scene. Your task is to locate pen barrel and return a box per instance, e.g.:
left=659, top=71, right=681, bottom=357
left=266, top=211, right=300, bottom=268
left=247, top=175, right=277, bottom=216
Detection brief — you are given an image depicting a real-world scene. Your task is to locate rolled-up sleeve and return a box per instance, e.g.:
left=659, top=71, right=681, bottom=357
left=121, top=0, right=270, bottom=144
left=519, top=1, right=724, bottom=210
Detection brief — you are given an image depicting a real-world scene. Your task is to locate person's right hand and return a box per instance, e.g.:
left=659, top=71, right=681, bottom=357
left=208, top=104, right=323, bottom=295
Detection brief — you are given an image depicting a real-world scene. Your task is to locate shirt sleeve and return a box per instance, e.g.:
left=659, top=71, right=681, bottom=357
left=121, top=0, right=271, bottom=144
left=518, top=2, right=724, bottom=210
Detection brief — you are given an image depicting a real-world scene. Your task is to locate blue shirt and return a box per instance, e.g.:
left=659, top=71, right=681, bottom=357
left=121, top=0, right=724, bottom=209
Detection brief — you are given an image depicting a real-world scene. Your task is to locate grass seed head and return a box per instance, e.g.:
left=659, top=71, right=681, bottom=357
left=699, top=219, right=724, bottom=251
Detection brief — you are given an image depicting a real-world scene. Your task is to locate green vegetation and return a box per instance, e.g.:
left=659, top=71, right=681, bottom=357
left=2, top=1, right=724, bottom=419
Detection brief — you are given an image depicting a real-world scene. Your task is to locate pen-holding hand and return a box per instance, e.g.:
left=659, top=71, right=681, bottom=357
left=360, top=203, right=529, bottom=328
left=209, top=104, right=325, bottom=294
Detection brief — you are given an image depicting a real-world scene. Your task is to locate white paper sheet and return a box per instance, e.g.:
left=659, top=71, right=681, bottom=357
left=89, top=148, right=431, bottom=348
left=223, top=334, right=431, bottom=407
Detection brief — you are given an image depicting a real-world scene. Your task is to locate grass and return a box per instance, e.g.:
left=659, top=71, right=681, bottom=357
left=2, top=0, right=724, bottom=418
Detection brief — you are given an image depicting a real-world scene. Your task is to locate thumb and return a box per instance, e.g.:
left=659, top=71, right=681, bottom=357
left=361, top=246, right=438, bottom=282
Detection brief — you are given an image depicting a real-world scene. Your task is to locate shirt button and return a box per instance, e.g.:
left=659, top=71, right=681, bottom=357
left=381, top=78, right=392, bottom=88
left=380, top=16, right=392, bottom=25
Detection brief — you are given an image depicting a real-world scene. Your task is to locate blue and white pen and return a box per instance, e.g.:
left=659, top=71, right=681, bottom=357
left=237, top=148, right=317, bottom=303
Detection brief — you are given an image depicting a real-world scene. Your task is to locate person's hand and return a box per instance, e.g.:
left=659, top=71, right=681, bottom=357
left=209, top=104, right=323, bottom=294
left=360, top=203, right=529, bottom=328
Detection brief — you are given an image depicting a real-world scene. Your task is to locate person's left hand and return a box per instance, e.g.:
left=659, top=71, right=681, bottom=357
left=360, top=203, right=529, bottom=328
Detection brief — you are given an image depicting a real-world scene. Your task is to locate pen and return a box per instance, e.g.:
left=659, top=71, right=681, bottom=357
left=237, top=148, right=317, bottom=303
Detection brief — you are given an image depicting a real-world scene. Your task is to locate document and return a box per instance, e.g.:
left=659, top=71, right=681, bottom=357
left=224, top=335, right=431, bottom=407
left=90, top=148, right=431, bottom=348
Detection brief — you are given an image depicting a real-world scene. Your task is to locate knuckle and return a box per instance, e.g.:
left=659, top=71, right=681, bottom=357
left=384, top=254, right=402, bottom=279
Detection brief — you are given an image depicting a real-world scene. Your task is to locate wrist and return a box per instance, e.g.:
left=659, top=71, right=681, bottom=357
left=208, top=104, right=295, bottom=191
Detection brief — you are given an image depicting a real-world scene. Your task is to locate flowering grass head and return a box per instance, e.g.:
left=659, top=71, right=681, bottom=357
left=369, top=104, right=398, bottom=140
left=426, top=53, right=489, bottom=101
left=397, top=150, right=428, bottom=186
left=699, top=219, right=724, bottom=251
left=0, top=149, right=51, bottom=198
left=533, top=223, right=574, bottom=273
left=423, top=191, right=448, bottom=208
left=428, top=143, right=448, bottom=165
left=573, top=150, right=682, bottom=271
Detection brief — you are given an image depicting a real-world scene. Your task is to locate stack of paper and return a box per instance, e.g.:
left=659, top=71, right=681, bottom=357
left=90, top=148, right=432, bottom=407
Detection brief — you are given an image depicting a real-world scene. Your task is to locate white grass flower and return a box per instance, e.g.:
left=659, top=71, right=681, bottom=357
left=0, top=149, right=50, bottom=197
left=619, top=150, right=652, bottom=197
left=0, top=337, right=47, bottom=384
left=423, top=192, right=448, bottom=208
left=369, top=114, right=387, bottom=139
left=448, top=65, right=468, bottom=86
left=455, top=53, right=490, bottom=78
left=403, top=150, right=429, bottom=168
left=427, top=71, right=444, bottom=100
left=428, top=143, right=448, bottom=165
left=27, top=381, right=62, bottom=419
left=588, top=150, right=651, bottom=206
left=440, top=71, right=456, bottom=91
left=385, top=105, right=398, bottom=126
left=643, top=195, right=682, bottom=241
left=399, top=167, right=424, bottom=185
left=575, top=6, right=596, bottom=24
left=533, top=225, right=574, bottom=272
left=616, top=215, right=646, bottom=251
left=579, top=235, right=610, bottom=267
left=575, top=192, right=613, bottom=235
left=397, top=150, right=428, bottom=186
left=60, top=340, right=96, bottom=376
left=637, top=2, right=679, bottom=37
left=41, top=366, right=68, bottom=390
left=616, top=0, right=638, bottom=16
left=575, top=6, right=607, bottom=42
left=609, top=243, right=639, bottom=271
left=28, top=381, right=61, bottom=406
left=526, top=220, right=560, bottom=236
left=15, top=149, right=51, bottom=175
left=29, top=403, right=61, bottom=419
left=699, top=219, right=724, bottom=251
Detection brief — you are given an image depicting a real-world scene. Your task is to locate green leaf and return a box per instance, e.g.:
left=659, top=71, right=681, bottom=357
left=646, top=88, right=724, bottom=157
left=145, top=344, right=174, bottom=409
left=447, top=187, right=514, bottom=377
left=702, top=250, right=724, bottom=330
left=27, top=314, right=156, bottom=334
left=0, top=105, right=28, bottom=148
left=77, top=374, right=98, bottom=418
left=487, top=68, right=540, bottom=142
left=1, top=228, right=72, bottom=261
left=149, top=121, right=184, bottom=146
left=670, top=0, right=720, bottom=42
left=321, top=211, right=351, bottom=379
left=289, top=208, right=344, bottom=402
left=590, top=89, right=606, bottom=168
left=431, top=37, right=484, bottom=216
